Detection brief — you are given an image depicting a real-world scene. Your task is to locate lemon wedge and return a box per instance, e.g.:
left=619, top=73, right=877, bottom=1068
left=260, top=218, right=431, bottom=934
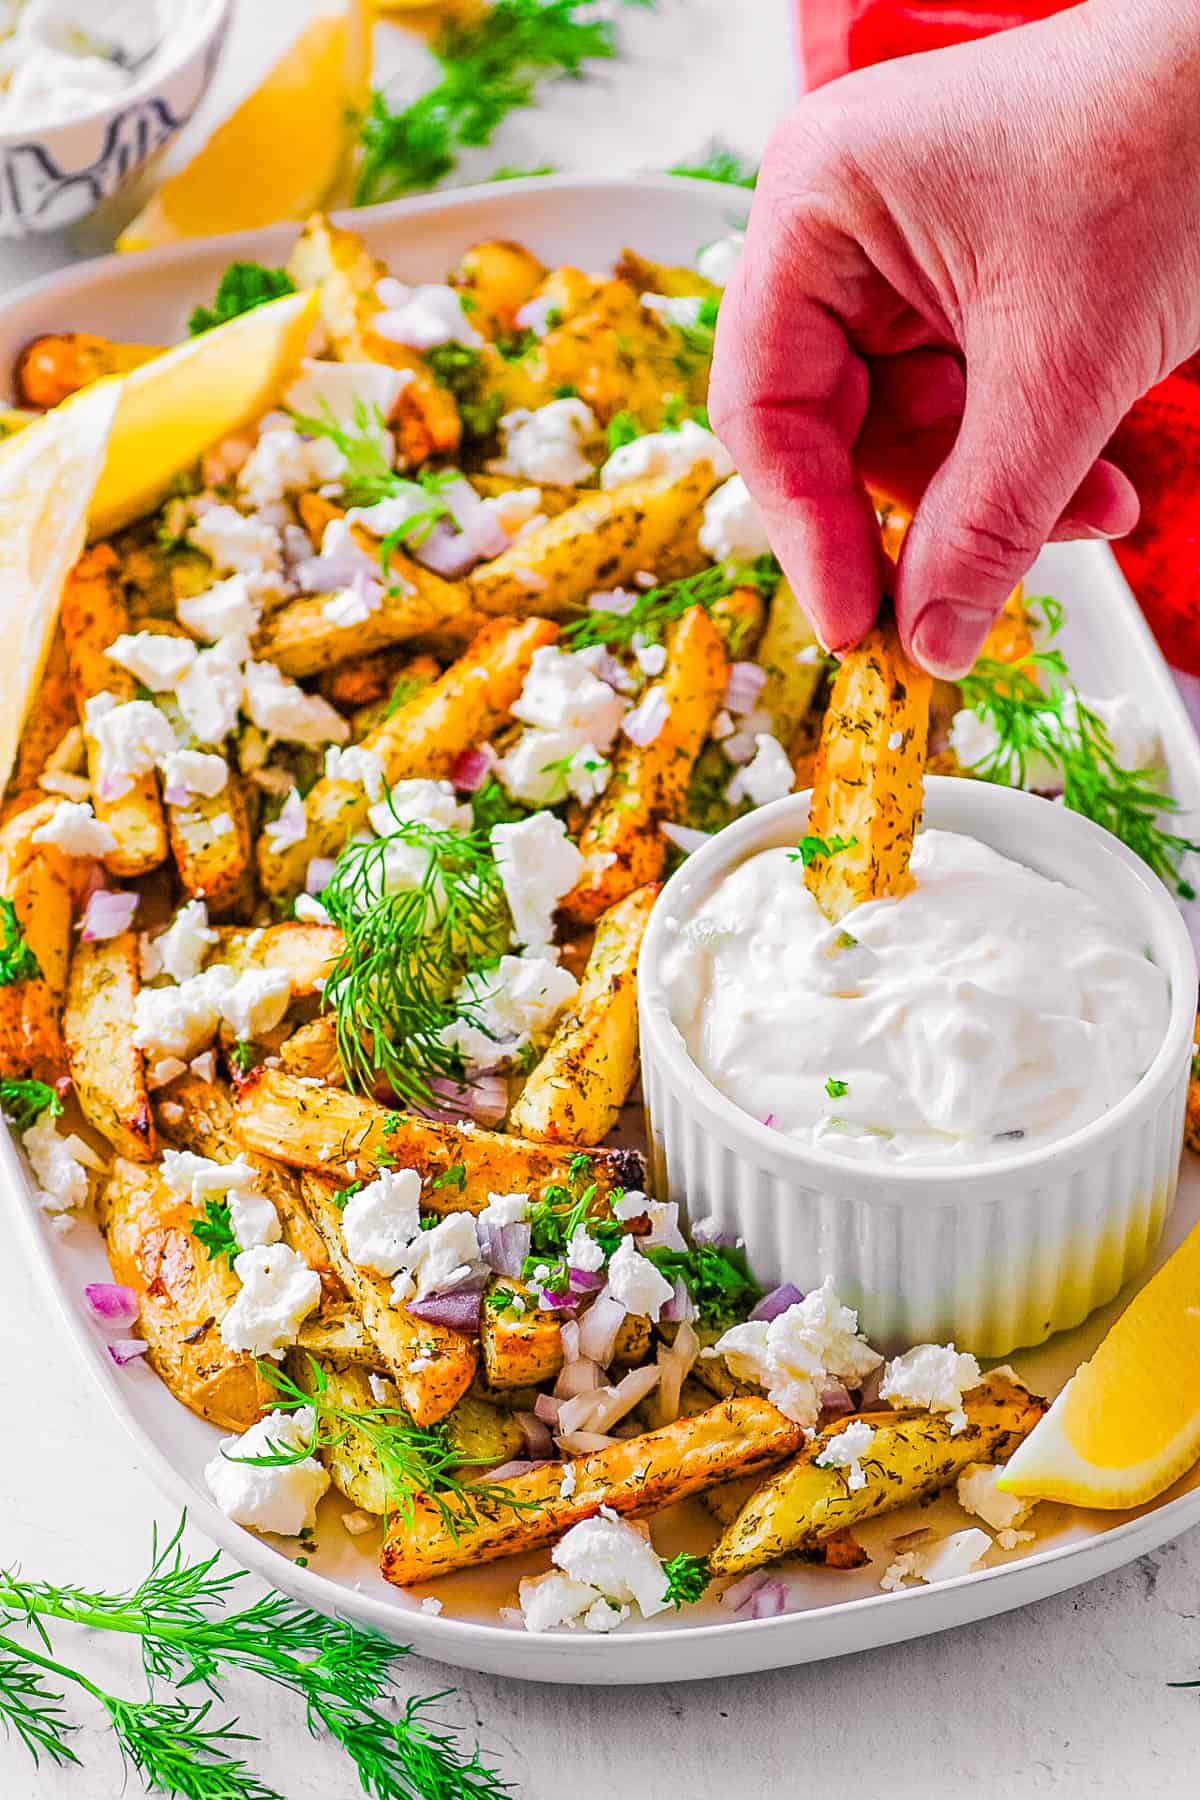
left=117, top=7, right=370, bottom=251
left=1000, top=1220, right=1200, bottom=1509
left=0, top=380, right=121, bottom=794
left=88, top=290, right=319, bottom=539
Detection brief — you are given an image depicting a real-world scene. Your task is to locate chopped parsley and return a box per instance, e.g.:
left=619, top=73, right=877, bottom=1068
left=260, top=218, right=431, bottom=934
left=229, top=1040, right=258, bottom=1075
left=789, top=834, right=858, bottom=868
left=825, top=1077, right=849, bottom=1099
left=189, top=1197, right=240, bottom=1268
left=332, top=1180, right=365, bottom=1211
left=425, top=344, right=505, bottom=440
left=430, top=1163, right=467, bottom=1193
left=0, top=1078, right=61, bottom=1132
left=661, top=1551, right=711, bottom=1607
left=488, top=162, right=558, bottom=180
left=469, top=776, right=529, bottom=834
left=642, top=1242, right=761, bottom=1330
left=484, top=1287, right=526, bottom=1316
left=606, top=410, right=641, bottom=452
left=188, top=262, right=296, bottom=336
left=0, top=898, right=39, bottom=987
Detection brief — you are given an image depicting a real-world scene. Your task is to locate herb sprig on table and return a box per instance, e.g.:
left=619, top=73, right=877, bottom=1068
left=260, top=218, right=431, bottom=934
left=0, top=1517, right=510, bottom=1799
left=187, top=263, right=296, bottom=336
left=668, top=145, right=758, bottom=188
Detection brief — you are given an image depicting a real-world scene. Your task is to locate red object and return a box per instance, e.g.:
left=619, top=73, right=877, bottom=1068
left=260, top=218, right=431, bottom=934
left=795, top=0, right=1200, bottom=676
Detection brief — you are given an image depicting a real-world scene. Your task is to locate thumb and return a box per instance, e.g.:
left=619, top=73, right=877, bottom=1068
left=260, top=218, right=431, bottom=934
left=894, top=357, right=1135, bottom=677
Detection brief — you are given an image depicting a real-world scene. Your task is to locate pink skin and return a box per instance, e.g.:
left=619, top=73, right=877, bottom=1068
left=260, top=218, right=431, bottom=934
left=710, top=0, right=1200, bottom=676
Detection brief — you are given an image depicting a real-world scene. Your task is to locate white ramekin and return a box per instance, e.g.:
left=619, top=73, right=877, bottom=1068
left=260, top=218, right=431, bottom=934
left=638, top=778, right=1197, bottom=1357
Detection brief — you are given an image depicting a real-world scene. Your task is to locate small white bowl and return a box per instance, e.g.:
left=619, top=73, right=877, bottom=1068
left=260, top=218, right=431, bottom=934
left=0, top=0, right=231, bottom=238
left=638, top=778, right=1197, bottom=1356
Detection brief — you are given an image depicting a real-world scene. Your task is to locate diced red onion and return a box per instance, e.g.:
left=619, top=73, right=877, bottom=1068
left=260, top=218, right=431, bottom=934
left=54, top=1074, right=73, bottom=1100
left=660, top=822, right=711, bottom=856
left=556, top=1430, right=618, bottom=1455
left=557, top=1362, right=660, bottom=1436
left=720, top=1570, right=770, bottom=1612
left=305, top=858, right=336, bottom=896
left=450, top=745, right=498, bottom=793
left=723, top=661, right=767, bottom=716
left=659, top=1277, right=695, bottom=1324
left=422, top=1073, right=508, bottom=1127
left=406, top=1287, right=484, bottom=1333
left=623, top=686, right=669, bottom=747
left=568, top=1266, right=605, bottom=1295
left=748, top=1579, right=791, bottom=1620
left=282, top=522, right=316, bottom=565
left=107, top=1338, right=149, bottom=1366
left=486, top=1459, right=554, bottom=1482
left=533, top=1392, right=562, bottom=1425
left=476, top=1219, right=530, bottom=1279
left=84, top=1282, right=139, bottom=1326
left=413, top=483, right=508, bottom=578
left=576, top=1288, right=627, bottom=1365
left=79, top=862, right=108, bottom=902
left=537, top=1285, right=578, bottom=1313
left=587, top=587, right=637, bottom=615
left=654, top=1318, right=700, bottom=1425
left=80, top=889, right=139, bottom=942
left=820, top=1380, right=854, bottom=1417
left=554, top=1356, right=604, bottom=1400
left=750, top=1283, right=805, bottom=1323
left=593, top=651, right=636, bottom=694
left=516, top=1411, right=556, bottom=1460
left=294, top=547, right=381, bottom=595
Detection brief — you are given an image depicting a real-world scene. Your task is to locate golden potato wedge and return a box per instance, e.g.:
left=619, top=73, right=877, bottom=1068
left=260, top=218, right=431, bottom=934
left=233, top=1066, right=646, bottom=1207
left=64, top=933, right=154, bottom=1162
left=288, top=1352, right=390, bottom=1514
left=804, top=615, right=932, bottom=923
left=279, top=1016, right=345, bottom=1085
left=166, top=775, right=255, bottom=918
left=98, top=1156, right=270, bottom=1432
left=59, top=544, right=168, bottom=879
left=295, top=1303, right=380, bottom=1366
left=480, top=1280, right=566, bottom=1390
left=0, top=802, right=74, bottom=1080
left=466, top=464, right=718, bottom=623
left=380, top=1397, right=805, bottom=1585
left=562, top=604, right=727, bottom=924
left=256, top=544, right=475, bottom=679
left=13, top=331, right=161, bottom=410
left=444, top=1391, right=528, bottom=1470
left=208, top=922, right=343, bottom=995
left=537, top=279, right=703, bottom=423
left=258, top=615, right=558, bottom=897
left=615, top=248, right=720, bottom=305
left=449, top=239, right=548, bottom=340
left=4, top=630, right=77, bottom=804
left=708, top=1373, right=1048, bottom=1577
left=296, top=1172, right=477, bottom=1427
left=508, top=883, right=656, bottom=1142
left=757, top=577, right=825, bottom=754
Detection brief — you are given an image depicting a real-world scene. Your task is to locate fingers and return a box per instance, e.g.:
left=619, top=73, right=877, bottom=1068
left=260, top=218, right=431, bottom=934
left=1049, top=459, right=1140, bottom=541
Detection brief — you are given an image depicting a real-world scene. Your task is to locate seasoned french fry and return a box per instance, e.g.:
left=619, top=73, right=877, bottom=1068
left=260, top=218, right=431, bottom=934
left=297, top=1172, right=477, bottom=1427
left=208, top=922, right=343, bottom=995
left=804, top=614, right=932, bottom=923
left=98, top=1156, right=270, bottom=1431
left=537, top=279, right=702, bottom=422
left=508, top=884, right=656, bottom=1143
left=466, top=465, right=718, bottom=623
left=279, top=1015, right=345, bottom=1085
left=13, top=331, right=160, bottom=409
left=615, top=248, right=720, bottom=304
left=380, top=1397, right=805, bottom=1584
left=708, top=1373, right=1048, bottom=1577
left=479, top=1278, right=649, bottom=1389
left=59, top=545, right=168, bottom=879
left=166, top=775, right=256, bottom=918
left=289, top=1353, right=390, bottom=1514
left=233, top=1067, right=646, bottom=1207
left=757, top=577, right=824, bottom=754
left=4, top=630, right=77, bottom=805
left=64, top=933, right=154, bottom=1162
left=449, top=239, right=548, bottom=340
left=562, top=605, right=727, bottom=924
left=258, top=616, right=558, bottom=897
left=0, top=801, right=74, bottom=1080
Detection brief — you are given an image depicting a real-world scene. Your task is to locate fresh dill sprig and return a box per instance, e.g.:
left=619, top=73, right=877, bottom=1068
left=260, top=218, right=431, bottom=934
left=287, top=398, right=402, bottom=511
left=562, top=562, right=766, bottom=652
left=355, top=0, right=636, bottom=207
left=0, top=1517, right=511, bottom=1799
left=188, top=262, right=296, bottom=336
left=0, top=896, right=40, bottom=986
left=243, top=1359, right=533, bottom=1538
left=0, top=1078, right=61, bottom=1132
left=661, top=1552, right=711, bottom=1608
left=189, top=1197, right=239, bottom=1268
left=320, top=809, right=511, bottom=1106
left=668, top=144, right=758, bottom=188
left=957, top=596, right=1200, bottom=897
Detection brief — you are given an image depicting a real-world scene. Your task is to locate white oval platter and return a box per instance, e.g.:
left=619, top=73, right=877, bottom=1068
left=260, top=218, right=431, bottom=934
left=2, top=174, right=1200, bottom=1685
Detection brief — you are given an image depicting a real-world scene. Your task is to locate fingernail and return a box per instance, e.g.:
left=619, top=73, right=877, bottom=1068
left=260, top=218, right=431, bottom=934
left=910, top=602, right=995, bottom=679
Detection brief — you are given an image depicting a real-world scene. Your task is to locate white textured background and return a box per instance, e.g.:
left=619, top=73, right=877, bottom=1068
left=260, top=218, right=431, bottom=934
left=1, top=3, right=1199, bottom=1796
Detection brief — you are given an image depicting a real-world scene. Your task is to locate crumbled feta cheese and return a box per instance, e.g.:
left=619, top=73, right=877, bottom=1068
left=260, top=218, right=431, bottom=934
left=420, top=1595, right=444, bottom=1615
left=374, top=278, right=484, bottom=350
left=633, top=639, right=667, bottom=676
left=714, top=1278, right=883, bottom=1427
left=106, top=632, right=196, bottom=691
left=177, top=575, right=264, bottom=644
left=699, top=474, right=771, bottom=563
left=132, top=966, right=231, bottom=1060
left=514, top=293, right=560, bottom=337
left=492, top=811, right=584, bottom=952
left=489, top=399, right=598, bottom=486
left=481, top=485, right=546, bottom=541
left=174, top=638, right=247, bottom=745
left=31, top=801, right=116, bottom=857
left=189, top=501, right=282, bottom=577
left=605, top=1235, right=675, bottom=1322
left=369, top=777, right=469, bottom=836
left=559, top=1461, right=578, bottom=1499
left=237, top=424, right=347, bottom=512
left=600, top=418, right=733, bottom=490
left=243, top=660, right=349, bottom=747
left=285, top=357, right=410, bottom=437
left=150, top=899, right=217, bottom=984
left=22, top=1114, right=97, bottom=1212
left=159, top=748, right=229, bottom=801
left=324, top=745, right=386, bottom=800
left=880, top=1343, right=982, bottom=1435
left=566, top=1225, right=606, bottom=1272
left=553, top=1513, right=670, bottom=1618
left=85, top=694, right=177, bottom=799
left=218, top=969, right=293, bottom=1040
left=390, top=1211, right=485, bottom=1305
left=814, top=1418, right=876, bottom=1491
left=725, top=733, right=794, bottom=808
left=294, top=894, right=331, bottom=925
left=880, top=1527, right=992, bottom=1592
left=265, top=789, right=307, bottom=852
left=322, top=588, right=379, bottom=630
left=518, top=1571, right=605, bottom=1634
left=497, top=729, right=611, bottom=807
left=444, top=954, right=577, bottom=1075
left=205, top=1406, right=329, bottom=1536
left=220, top=1244, right=322, bottom=1358
left=956, top=1463, right=1036, bottom=1548
left=512, top=645, right=627, bottom=745
left=341, top=1168, right=422, bottom=1276
left=640, top=291, right=705, bottom=329
left=696, top=230, right=744, bottom=287
left=477, top=1192, right=530, bottom=1228
left=160, top=1148, right=279, bottom=1249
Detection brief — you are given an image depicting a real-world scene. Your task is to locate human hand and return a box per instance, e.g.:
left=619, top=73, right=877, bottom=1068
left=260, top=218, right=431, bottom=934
left=709, top=0, right=1200, bottom=675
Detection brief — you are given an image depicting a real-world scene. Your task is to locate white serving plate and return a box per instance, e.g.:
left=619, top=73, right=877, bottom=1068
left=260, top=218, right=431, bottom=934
left=3, top=176, right=1200, bottom=1686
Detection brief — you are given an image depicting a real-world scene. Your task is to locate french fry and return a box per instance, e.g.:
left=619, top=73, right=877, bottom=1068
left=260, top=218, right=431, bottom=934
left=3, top=630, right=77, bottom=805
left=279, top=1016, right=345, bottom=1085
left=63, top=933, right=155, bottom=1162
left=508, top=884, right=656, bottom=1142
left=98, top=1156, right=270, bottom=1432
left=165, top=776, right=256, bottom=918
left=297, top=1172, right=477, bottom=1427
left=804, top=614, right=932, bottom=923
left=208, top=922, right=343, bottom=995
left=380, top=1397, right=805, bottom=1585
left=13, top=331, right=161, bottom=409
left=562, top=605, right=727, bottom=924
left=0, top=801, right=74, bottom=1080
left=708, top=1373, right=1048, bottom=1577
left=449, top=239, right=548, bottom=341
left=233, top=1066, right=646, bottom=1207
left=615, top=249, right=720, bottom=305
left=59, top=545, right=168, bottom=879
left=289, top=1353, right=391, bottom=1514
left=757, top=577, right=825, bottom=755
left=479, top=1278, right=650, bottom=1390
left=258, top=616, right=558, bottom=897
left=537, top=279, right=701, bottom=423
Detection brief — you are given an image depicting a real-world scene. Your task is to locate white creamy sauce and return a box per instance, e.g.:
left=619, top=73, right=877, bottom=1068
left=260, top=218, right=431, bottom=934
left=664, top=829, right=1170, bottom=1164
left=0, top=1, right=188, bottom=126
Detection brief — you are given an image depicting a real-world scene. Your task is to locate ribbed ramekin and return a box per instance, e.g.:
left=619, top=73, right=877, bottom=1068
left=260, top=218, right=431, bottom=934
left=639, top=778, right=1197, bottom=1356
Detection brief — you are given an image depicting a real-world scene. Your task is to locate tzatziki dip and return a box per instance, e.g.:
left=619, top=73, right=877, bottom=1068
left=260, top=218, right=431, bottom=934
left=0, top=0, right=184, bottom=127
left=663, top=828, right=1170, bottom=1164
